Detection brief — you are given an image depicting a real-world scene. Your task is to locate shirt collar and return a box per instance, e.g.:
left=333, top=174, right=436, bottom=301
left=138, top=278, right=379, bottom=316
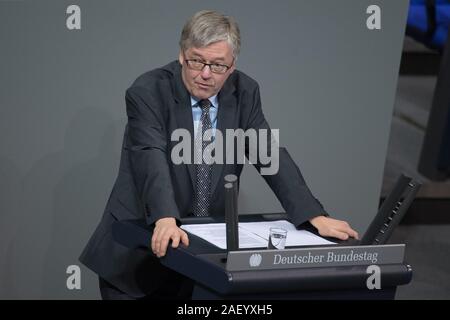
left=190, top=94, right=218, bottom=109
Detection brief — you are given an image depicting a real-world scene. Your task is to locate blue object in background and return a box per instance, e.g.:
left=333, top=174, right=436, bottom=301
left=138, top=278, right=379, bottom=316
left=407, top=0, right=450, bottom=51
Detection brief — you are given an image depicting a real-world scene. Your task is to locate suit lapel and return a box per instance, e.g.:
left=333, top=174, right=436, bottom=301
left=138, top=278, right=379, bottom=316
left=211, top=78, right=237, bottom=198
left=172, top=62, right=196, bottom=191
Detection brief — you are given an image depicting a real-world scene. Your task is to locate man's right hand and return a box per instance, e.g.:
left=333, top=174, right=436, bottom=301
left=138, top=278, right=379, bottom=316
left=151, top=217, right=189, bottom=258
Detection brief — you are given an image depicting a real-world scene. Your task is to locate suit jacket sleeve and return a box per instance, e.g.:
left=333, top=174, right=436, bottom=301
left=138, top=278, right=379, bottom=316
left=245, top=84, right=329, bottom=227
left=125, top=85, right=181, bottom=225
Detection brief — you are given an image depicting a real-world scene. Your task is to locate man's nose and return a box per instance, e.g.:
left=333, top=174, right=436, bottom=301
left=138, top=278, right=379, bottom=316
left=200, top=65, right=212, bottom=79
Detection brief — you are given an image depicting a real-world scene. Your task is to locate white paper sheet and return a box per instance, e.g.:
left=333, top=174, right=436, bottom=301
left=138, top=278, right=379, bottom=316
left=181, top=220, right=335, bottom=249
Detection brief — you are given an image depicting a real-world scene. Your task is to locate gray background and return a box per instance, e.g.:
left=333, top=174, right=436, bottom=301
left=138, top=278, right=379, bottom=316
left=0, top=0, right=408, bottom=299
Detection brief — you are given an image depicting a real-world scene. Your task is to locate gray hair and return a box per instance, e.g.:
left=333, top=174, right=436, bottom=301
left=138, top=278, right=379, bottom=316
left=179, top=10, right=241, bottom=58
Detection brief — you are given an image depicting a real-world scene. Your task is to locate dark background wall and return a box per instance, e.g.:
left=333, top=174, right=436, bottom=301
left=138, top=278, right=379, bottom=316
left=0, top=0, right=408, bottom=299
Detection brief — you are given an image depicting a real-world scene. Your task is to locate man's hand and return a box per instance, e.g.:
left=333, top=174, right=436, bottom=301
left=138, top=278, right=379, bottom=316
left=309, top=216, right=359, bottom=241
left=151, top=217, right=189, bottom=258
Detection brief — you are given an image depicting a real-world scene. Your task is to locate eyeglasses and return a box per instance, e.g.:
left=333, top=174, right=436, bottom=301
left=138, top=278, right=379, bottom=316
left=184, top=58, right=233, bottom=74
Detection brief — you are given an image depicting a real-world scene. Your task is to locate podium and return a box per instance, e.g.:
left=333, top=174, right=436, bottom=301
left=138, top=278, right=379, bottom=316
left=112, top=214, right=412, bottom=300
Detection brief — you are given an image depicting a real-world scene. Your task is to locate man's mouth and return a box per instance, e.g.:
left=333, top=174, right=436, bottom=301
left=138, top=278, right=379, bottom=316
left=196, top=82, right=212, bottom=89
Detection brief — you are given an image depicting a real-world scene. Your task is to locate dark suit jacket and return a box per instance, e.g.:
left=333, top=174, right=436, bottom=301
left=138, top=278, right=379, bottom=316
left=79, top=60, right=327, bottom=297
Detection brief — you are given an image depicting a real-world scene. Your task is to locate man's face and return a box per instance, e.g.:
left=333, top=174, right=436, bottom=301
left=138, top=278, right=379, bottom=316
left=179, top=40, right=235, bottom=100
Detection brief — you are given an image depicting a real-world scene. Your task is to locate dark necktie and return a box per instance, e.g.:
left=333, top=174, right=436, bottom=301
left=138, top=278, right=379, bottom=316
left=193, top=99, right=213, bottom=216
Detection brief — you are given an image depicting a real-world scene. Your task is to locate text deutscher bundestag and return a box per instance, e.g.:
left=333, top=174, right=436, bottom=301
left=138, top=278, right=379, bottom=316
left=273, top=250, right=378, bottom=265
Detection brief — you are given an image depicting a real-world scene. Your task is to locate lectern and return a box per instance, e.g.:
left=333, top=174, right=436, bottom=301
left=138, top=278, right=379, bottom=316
left=112, top=214, right=412, bottom=300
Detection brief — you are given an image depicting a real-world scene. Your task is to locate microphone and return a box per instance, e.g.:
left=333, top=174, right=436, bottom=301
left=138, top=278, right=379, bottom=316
left=224, top=174, right=239, bottom=251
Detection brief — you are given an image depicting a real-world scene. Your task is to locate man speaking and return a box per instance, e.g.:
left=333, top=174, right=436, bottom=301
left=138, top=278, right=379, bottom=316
left=80, top=10, right=358, bottom=300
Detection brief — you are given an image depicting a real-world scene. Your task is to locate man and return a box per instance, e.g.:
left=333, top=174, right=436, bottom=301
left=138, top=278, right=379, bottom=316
left=80, top=10, right=358, bottom=300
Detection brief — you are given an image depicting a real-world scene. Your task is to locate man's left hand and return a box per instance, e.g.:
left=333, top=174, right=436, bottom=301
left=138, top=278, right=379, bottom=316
left=309, top=216, right=359, bottom=240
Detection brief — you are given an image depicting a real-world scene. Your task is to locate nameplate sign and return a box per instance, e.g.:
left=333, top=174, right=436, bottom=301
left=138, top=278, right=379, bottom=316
left=225, top=244, right=405, bottom=272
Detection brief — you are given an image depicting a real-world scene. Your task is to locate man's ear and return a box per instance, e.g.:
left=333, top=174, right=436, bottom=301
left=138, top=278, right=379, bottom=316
left=229, top=63, right=236, bottom=74
left=178, top=51, right=184, bottom=65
